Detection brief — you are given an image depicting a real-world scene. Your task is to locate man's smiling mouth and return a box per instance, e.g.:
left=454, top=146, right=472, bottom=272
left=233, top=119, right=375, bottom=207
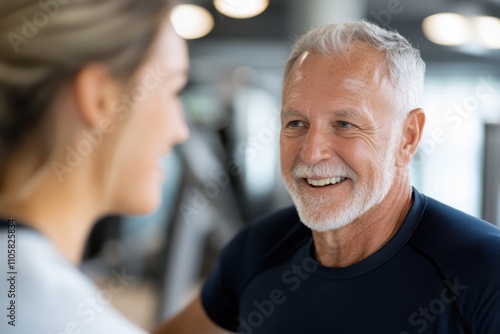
left=306, top=177, right=347, bottom=187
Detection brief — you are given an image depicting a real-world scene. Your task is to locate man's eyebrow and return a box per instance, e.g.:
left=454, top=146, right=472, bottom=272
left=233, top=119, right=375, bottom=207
left=334, top=109, right=365, bottom=118
left=281, top=108, right=368, bottom=118
left=281, top=109, right=302, bottom=117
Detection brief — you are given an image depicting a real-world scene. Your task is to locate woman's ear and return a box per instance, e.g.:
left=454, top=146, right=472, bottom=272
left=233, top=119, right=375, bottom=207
left=73, top=64, right=120, bottom=127
left=396, top=108, right=426, bottom=167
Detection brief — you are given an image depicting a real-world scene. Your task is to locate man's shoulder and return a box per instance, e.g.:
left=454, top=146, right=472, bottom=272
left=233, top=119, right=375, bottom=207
left=411, top=193, right=500, bottom=330
left=421, top=195, right=500, bottom=244
left=412, top=193, right=500, bottom=274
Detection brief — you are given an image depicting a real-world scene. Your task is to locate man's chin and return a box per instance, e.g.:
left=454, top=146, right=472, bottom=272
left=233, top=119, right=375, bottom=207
left=296, top=207, right=353, bottom=232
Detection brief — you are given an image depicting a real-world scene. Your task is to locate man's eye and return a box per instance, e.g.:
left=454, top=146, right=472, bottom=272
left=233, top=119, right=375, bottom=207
left=338, top=121, right=354, bottom=128
left=288, top=120, right=304, bottom=128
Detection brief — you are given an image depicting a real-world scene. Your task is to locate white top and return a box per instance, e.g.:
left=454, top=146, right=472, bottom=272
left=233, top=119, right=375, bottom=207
left=0, top=227, right=148, bottom=334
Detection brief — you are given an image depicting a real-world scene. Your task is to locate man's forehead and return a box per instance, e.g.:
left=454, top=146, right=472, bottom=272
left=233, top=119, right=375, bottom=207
left=284, top=53, right=391, bottom=104
left=287, top=46, right=389, bottom=85
left=282, top=47, right=396, bottom=118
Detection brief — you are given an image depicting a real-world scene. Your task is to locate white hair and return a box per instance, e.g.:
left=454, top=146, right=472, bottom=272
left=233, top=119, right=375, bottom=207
left=284, top=20, right=426, bottom=122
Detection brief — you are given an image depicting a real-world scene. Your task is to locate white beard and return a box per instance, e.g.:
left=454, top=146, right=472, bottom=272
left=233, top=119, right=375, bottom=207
left=282, top=136, right=399, bottom=232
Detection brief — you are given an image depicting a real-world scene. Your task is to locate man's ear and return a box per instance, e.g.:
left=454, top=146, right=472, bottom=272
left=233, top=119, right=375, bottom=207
left=73, top=64, right=120, bottom=127
left=396, top=108, right=426, bottom=167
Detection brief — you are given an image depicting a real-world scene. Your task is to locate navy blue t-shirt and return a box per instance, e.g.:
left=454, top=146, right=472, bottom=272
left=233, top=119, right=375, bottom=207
left=201, top=188, right=500, bottom=333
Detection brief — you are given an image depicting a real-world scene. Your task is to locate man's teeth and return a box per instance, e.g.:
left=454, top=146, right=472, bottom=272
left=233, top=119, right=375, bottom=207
left=307, top=177, right=346, bottom=187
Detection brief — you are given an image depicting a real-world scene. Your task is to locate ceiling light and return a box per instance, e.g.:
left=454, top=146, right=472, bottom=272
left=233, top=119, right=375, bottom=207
left=214, top=0, right=269, bottom=19
left=472, top=16, right=500, bottom=49
left=422, top=13, right=472, bottom=46
left=171, top=4, right=214, bottom=40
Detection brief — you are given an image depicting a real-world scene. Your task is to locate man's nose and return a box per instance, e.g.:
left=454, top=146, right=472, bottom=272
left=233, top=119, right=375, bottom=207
left=299, top=125, right=337, bottom=166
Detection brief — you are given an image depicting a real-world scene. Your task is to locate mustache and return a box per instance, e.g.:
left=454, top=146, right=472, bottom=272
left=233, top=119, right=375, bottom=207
left=291, top=161, right=357, bottom=180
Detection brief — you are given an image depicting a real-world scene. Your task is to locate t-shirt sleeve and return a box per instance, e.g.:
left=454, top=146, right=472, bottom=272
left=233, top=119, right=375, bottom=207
left=473, top=285, right=500, bottom=333
left=201, top=226, right=253, bottom=332
left=453, top=223, right=500, bottom=333
left=468, top=240, right=500, bottom=333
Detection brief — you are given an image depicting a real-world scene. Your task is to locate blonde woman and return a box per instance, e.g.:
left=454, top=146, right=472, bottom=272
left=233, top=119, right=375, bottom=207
left=0, top=0, right=192, bottom=332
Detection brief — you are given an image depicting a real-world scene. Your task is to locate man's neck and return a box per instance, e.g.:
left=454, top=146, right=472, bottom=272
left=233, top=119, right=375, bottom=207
left=312, top=176, right=413, bottom=268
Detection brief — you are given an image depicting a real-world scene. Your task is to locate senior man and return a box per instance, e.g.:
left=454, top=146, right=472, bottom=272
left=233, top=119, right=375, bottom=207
left=154, top=20, right=500, bottom=334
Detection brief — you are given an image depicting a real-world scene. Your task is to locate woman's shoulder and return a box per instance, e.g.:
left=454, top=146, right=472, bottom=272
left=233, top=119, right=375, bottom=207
left=0, top=229, right=147, bottom=334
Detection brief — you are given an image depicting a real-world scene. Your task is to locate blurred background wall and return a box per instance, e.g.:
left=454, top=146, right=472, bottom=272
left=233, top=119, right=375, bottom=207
left=81, top=0, right=500, bottom=330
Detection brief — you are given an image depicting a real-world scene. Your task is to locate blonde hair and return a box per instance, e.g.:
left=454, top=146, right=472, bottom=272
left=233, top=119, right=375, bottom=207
left=0, top=0, right=172, bottom=188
